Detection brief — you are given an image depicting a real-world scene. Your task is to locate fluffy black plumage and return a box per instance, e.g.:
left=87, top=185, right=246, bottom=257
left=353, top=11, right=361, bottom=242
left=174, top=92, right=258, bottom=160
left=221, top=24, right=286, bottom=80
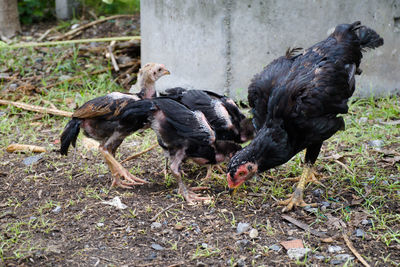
left=227, top=22, right=383, bottom=193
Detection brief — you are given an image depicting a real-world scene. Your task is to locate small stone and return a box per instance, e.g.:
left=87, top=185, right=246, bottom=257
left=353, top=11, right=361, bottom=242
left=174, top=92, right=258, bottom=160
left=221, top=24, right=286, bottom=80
left=0, top=111, right=5, bottom=116
left=235, top=239, right=250, bottom=249
left=304, top=206, right=318, bottom=213
left=328, top=245, right=343, bottom=253
left=331, top=254, right=354, bottom=264
left=361, top=219, right=372, bottom=226
left=23, top=154, right=43, bottom=166
left=126, top=226, right=132, bottom=233
left=269, top=244, right=281, bottom=252
left=196, top=262, right=206, bottom=267
left=9, top=83, right=18, bottom=90
left=235, top=259, right=245, bottom=267
left=29, top=216, right=37, bottom=221
left=368, top=140, right=384, bottom=148
left=237, top=222, right=250, bottom=234
left=151, top=222, right=162, bottom=229
left=249, top=228, right=258, bottom=239
left=313, top=188, right=324, bottom=197
left=355, top=228, right=365, bottom=238
left=287, top=248, right=311, bottom=260
left=97, top=222, right=104, bottom=227
left=71, top=23, right=80, bottom=30
left=201, top=243, right=208, bottom=249
left=358, top=117, right=368, bottom=123
left=146, top=252, right=157, bottom=261
left=174, top=223, right=184, bottom=231
left=314, top=255, right=325, bottom=260
left=151, top=243, right=165, bottom=251
left=52, top=205, right=61, bottom=214
left=35, top=57, right=43, bottom=64
left=59, top=75, right=71, bottom=81
left=321, top=201, right=330, bottom=207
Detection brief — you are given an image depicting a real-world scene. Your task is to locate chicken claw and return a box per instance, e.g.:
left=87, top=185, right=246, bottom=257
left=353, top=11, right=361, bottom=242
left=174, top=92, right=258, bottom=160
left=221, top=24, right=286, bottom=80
left=278, top=190, right=317, bottom=212
left=178, top=181, right=211, bottom=204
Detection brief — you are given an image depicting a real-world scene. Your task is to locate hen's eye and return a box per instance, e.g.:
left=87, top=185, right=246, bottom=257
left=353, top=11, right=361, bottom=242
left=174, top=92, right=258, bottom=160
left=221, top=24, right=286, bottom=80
left=247, top=165, right=253, bottom=171
left=238, top=171, right=245, bottom=176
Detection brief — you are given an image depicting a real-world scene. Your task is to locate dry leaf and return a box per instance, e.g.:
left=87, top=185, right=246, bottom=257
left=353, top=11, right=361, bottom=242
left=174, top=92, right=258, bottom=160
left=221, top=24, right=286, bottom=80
left=280, top=239, right=303, bottom=250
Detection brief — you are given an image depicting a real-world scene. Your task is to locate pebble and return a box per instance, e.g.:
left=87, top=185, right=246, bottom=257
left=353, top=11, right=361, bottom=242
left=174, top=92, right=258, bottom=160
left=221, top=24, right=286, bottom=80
left=29, top=216, right=37, bottom=221
left=146, top=252, right=157, bottom=261
left=151, top=243, right=165, bottom=251
left=52, top=205, right=61, bottom=214
left=330, top=254, right=354, bottom=265
left=313, top=188, right=324, bottom=197
left=235, top=259, right=245, bottom=267
left=321, top=201, right=330, bottom=207
left=358, top=117, right=368, bottom=123
left=368, top=139, right=384, bottom=148
left=269, top=244, right=281, bottom=252
left=35, top=57, right=43, bottom=64
left=287, top=248, right=311, bottom=260
left=201, top=243, right=208, bottom=249
left=237, top=222, right=250, bottom=234
left=361, top=219, right=372, bottom=226
left=151, top=222, right=162, bottom=229
left=196, top=262, right=206, bottom=267
left=249, top=228, right=258, bottom=239
left=0, top=111, right=5, bottom=117
left=23, top=154, right=43, bottom=166
left=355, top=228, right=365, bottom=238
left=71, top=23, right=80, bottom=30
left=314, top=255, right=325, bottom=260
left=304, top=206, right=318, bottom=213
left=59, top=75, right=71, bottom=81
left=96, top=222, right=104, bottom=227
left=328, top=245, right=343, bottom=253
left=235, top=239, right=250, bottom=250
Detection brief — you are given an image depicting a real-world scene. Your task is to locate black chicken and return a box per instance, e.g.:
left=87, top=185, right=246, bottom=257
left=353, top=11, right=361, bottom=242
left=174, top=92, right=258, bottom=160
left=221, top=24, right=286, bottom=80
left=60, top=63, right=170, bottom=188
left=162, top=87, right=254, bottom=143
left=227, top=21, right=383, bottom=211
left=120, top=97, right=241, bottom=203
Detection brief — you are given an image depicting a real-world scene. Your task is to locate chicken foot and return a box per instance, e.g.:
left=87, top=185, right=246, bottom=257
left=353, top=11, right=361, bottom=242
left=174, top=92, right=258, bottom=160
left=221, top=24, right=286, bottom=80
left=99, top=147, right=148, bottom=188
left=170, top=150, right=211, bottom=203
left=201, top=165, right=225, bottom=181
left=282, top=167, right=325, bottom=187
left=278, top=164, right=318, bottom=212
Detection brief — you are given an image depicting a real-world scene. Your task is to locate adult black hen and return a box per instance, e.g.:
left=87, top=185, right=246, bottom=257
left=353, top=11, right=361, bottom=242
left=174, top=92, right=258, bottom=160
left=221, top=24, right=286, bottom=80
left=120, top=97, right=241, bottom=203
left=60, top=63, right=170, bottom=188
left=227, top=21, right=383, bottom=211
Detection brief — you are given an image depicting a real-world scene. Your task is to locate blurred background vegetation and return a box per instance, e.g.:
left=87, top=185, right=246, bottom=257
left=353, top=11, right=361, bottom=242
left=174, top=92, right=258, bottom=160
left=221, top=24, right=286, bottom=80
left=17, top=0, right=140, bottom=24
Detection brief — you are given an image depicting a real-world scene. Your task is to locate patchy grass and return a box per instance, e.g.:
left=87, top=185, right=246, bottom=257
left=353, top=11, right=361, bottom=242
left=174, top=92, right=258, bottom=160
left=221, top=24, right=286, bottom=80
left=1, top=43, right=399, bottom=266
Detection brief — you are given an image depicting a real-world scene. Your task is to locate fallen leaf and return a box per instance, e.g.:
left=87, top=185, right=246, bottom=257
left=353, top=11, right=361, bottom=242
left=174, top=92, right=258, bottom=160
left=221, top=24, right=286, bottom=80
left=280, top=239, right=303, bottom=250
left=326, top=214, right=347, bottom=230
left=321, top=237, right=334, bottom=243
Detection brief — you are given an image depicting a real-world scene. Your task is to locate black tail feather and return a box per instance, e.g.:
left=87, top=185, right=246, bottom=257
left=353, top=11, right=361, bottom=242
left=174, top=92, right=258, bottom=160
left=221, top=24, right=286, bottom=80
left=60, top=118, right=81, bottom=155
left=357, top=25, right=384, bottom=49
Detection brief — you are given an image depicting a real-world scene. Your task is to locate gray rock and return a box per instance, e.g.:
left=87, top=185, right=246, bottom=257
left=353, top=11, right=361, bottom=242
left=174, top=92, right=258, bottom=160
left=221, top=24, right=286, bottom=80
left=196, top=262, right=207, bottom=267
left=331, top=254, right=354, bottom=265
left=52, top=205, right=61, bottom=214
left=314, top=255, right=325, bottom=260
left=235, top=239, right=250, bottom=250
left=201, top=243, right=208, bottom=249
left=358, top=117, right=368, bottom=123
left=235, top=259, right=245, bottom=267
left=23, top=154, right=43, bottom=166
left=151, top=243, right=165, bottom=251
left=287, top=248, right=311, bottom=260
left=313, top=188, right=324, bottom=197
left=328, top=245, right=343, bottom=253
left=151, top=222, right=162, bottom=229
left=96, top=222, right=104, bottom=227
left=146, top=252, right=157, bottom=261
left=361, top=219, right=372, bottom=226
left=269, top=244, right=281, bottom=252
left=237, top=222, right=250, bottom=234
left=304, top=206, right=318, bottom=213
left=29, top=216, right=37, bottom=221
left=368, top=139, right=384, bottom=148
left=355, top=228, right=365, bottom=238
left=321, top=201, right=330, bottom=207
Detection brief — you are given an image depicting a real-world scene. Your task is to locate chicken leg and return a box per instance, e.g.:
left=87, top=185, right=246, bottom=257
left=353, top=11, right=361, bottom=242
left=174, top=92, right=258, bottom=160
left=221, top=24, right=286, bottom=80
left=278, top=143, right=322, bottom=212
left=201, top=165, right=225, bottom=181
left=282, top=167, right=324, bottom=187
left=170, top=149, right=210, bottom=203
left=99, top=146, right=147, bottom=188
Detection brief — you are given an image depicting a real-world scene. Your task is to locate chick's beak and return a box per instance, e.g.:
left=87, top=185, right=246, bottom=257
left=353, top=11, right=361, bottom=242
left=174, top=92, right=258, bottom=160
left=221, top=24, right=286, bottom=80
left=229, top=187, right=239, bottom=196
left=163, top=69, right=171, bottom=75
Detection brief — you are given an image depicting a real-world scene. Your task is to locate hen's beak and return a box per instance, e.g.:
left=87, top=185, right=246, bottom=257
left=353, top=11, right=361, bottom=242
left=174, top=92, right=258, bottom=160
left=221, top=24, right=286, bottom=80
left=229, top=187, right=239, bottom=196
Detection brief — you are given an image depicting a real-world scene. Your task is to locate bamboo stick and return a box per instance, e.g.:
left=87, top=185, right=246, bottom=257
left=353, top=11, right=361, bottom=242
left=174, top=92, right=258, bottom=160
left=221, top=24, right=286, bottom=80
left=0, top=99, right=73, bottom=117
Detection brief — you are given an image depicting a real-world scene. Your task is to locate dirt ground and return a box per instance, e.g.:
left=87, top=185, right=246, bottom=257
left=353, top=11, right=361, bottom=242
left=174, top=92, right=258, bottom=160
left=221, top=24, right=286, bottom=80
left=1, top=15, right=399, bottom=267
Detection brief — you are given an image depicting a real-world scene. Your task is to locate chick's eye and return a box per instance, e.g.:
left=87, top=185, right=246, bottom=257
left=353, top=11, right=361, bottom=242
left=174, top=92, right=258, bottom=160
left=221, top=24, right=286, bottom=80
left=158, top=68, right=162, bottom=72
left=238, top=171, right=246, bottom=176
left=247, top=165, right=253, bottom=171
left=153, top=71, right=156, bottom=75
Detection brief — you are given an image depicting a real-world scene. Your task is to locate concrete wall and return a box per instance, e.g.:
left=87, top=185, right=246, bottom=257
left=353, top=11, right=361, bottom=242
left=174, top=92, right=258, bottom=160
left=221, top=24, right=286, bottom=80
left=141, top=0, right=400, bottom=99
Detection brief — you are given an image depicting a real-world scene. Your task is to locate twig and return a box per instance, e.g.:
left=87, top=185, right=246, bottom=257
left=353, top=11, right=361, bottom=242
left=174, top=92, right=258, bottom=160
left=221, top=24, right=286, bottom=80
left=107, top=41, right=119, bottom=71
left=150, top=202, right=184, bottom=222
left=121, top=144, right=158, bottom=163
left=6, top=144, right=46, bottom=153
left=342, top=233, right=371, bottom=267
left=282, top=215, right=328, bottom=238
left=41, top=60, right=140, bottom=90
left=38, top=28, right=55, bottom=42
left=334, top=160, right=355, bottom=176
left=0, top=99, right=73, bottom=117
left=2, top=36, right=140, bottom=49
left=54, top=15, right=134, bottom=41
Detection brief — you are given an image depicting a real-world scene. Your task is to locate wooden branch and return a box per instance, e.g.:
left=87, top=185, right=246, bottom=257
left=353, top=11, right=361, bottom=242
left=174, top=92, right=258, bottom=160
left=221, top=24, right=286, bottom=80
left=3, top=36, right=140, bottom=49
left=107, top=41, right=119, bottom=72
left=0, top=99, right=73, bottom=117
left=6, top=144, right=46, bottom=153
left=53, top=15, right=135, bottom=41
left=121, top=144, right=159, bottom=163
left=342, top=233, right=371, bottom=267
